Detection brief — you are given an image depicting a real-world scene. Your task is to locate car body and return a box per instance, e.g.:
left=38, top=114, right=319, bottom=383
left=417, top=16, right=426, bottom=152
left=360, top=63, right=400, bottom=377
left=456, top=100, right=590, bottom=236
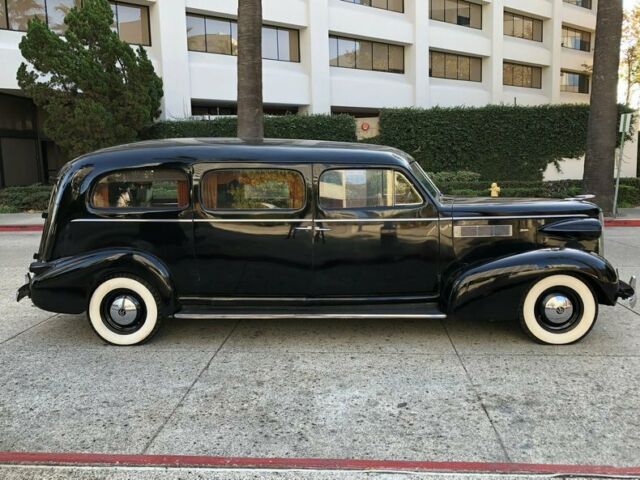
left=17, top=139, right=636, bottom=345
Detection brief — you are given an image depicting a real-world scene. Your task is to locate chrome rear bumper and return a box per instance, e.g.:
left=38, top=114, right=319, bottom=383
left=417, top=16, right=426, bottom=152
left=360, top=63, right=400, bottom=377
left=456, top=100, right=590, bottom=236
left=618, top=275, right=637, bottom=308
left=16, top=274, right=31, bottom=303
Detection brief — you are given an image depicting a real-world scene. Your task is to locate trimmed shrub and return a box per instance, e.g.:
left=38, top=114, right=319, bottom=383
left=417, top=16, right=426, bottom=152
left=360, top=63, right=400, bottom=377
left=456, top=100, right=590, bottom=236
left=140, top=114, right=357, bottom=142
left=377, top=104, right=635, bottom=181
left=0, top=184, right=52, bottom=212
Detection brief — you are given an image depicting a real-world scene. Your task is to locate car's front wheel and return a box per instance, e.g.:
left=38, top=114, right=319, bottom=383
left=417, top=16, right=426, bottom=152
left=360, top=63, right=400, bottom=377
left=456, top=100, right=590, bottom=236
left=520, top=274, right=598, bottom=345
left=88, top=275, right=162, bottom=346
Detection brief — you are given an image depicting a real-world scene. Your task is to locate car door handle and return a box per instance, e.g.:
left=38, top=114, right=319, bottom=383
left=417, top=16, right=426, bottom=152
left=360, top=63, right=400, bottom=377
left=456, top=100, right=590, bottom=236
left=293, top=226, right=313, bottom=231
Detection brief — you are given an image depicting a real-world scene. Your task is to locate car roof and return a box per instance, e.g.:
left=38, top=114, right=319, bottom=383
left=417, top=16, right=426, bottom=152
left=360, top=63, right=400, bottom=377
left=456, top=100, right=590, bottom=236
left=69, top=138, right=415, bottom=170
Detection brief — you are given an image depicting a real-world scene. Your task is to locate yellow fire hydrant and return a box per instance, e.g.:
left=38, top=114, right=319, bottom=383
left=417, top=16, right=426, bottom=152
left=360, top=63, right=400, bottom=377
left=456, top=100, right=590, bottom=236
left=490, top=182, right=501, bottom=197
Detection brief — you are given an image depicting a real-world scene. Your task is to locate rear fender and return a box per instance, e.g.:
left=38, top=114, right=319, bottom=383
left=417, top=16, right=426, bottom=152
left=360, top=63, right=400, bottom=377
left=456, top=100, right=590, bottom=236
left=442, top=248, right=619, bottom=317
left=30, top=249, right=175, bottom=315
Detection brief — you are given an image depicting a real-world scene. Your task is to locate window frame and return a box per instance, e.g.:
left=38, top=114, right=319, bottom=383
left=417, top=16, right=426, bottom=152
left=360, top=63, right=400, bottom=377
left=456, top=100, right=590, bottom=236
left=186, top=13, right=301, bottom=63
left=429, top=0, right=482, bottom=31
left=561, top=25, right=591, bottom=52
left=560, top=70, right=590, bottom=94
left=329, top=35, right=405, bottom=74
left=339, top=0, right=405, bottom=14
left=317, top=167, right=426, bottom=211
left=429, top=50, right=482, bottom=83
left=199, top=167, right=308, bottom=213
left=503, top=62, right=542, bottom=89
left=88, top=167, right=190, bottom=213
left=503, top=10, right=543, bottom=42
left=563, top=0, right=592, bottom=10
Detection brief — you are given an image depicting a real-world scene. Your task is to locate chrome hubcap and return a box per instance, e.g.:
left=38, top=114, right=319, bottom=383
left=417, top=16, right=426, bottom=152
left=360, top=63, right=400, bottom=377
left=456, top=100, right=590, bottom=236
left=108, top=295, right=141, bottom=326
left=542, top=294, right=574, bottom=324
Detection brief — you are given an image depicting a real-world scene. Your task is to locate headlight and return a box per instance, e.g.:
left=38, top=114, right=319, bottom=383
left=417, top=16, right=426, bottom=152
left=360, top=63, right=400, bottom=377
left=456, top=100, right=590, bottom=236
left=598, top=210, right=605, bottom=256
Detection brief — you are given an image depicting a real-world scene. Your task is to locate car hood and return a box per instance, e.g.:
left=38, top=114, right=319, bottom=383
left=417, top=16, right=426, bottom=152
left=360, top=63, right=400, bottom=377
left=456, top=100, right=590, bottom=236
left=441, top=196, right=601, bottom=219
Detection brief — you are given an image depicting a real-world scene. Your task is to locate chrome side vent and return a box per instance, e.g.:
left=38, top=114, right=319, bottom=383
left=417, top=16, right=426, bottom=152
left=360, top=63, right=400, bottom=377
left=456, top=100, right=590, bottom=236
left=454, top=225, right=513, bottom=238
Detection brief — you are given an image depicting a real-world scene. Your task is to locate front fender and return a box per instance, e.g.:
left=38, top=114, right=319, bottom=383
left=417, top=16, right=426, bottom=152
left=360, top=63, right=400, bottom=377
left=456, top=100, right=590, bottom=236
left=30, top=249, right=175, bottom=315
left=442, top=248, right=619, bottom=316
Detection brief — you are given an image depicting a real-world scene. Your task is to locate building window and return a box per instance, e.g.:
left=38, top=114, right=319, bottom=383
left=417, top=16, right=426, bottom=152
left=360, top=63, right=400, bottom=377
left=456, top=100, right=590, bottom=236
left=339, top=0, right=404, bottom=13
left=562, top=26, right=591, bottom=52
left=429, top=51, right=482, bottom=82
left=186, top=14, right=300, bottom=62
left=503, top=62, right=542, bottom=89
left=504, top=11, right=542, bottom=42
left=91, top=169, right=189, bottom=210
left=191, top=103, right=298, bottom=116
left=561, top=71, right=590, bottom=94
left=430, top=0, right=482, bottom=30
left=329, top=35, right=404, bottom=73
left=201, top=169, right=305, bottom=210
left=319, top=169, right=422, bottom=209
left=0, top=0, right=150, bottom=45
left=563, top=0, right=592, bottom=10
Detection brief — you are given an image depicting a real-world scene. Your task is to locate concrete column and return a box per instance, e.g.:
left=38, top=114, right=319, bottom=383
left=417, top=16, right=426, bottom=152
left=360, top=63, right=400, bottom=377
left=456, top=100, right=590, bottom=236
left=409, top=0, right=430, bottom=107
left=299, top=0, right=331, bottom=114
left=549, top=0, right=563, bottom=103
left=488, top=0, right=504, bottom=104
left=150, top=0, right=192, bottom=119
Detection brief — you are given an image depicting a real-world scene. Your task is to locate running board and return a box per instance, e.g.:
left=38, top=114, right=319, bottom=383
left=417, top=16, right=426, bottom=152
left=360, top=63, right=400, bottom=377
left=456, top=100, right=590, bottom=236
left=174, top=303, right=446, bottom=320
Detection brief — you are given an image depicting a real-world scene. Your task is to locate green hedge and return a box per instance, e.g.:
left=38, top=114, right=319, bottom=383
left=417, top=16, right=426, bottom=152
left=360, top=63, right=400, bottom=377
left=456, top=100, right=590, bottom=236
left=378, top=104, right=635, bottom=181
left=0, top=184, right=52, bottom=213
left=140, top=114, right=357, bottom=142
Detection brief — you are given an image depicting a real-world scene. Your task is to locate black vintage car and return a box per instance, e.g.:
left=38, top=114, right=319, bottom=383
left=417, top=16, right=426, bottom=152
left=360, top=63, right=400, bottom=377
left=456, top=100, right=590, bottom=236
left=17, top=139, right=636, bottom=346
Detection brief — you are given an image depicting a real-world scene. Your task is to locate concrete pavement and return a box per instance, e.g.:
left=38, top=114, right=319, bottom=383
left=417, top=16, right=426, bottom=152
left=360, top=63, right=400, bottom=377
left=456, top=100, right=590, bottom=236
left=0, top=229, right=639, bottom=479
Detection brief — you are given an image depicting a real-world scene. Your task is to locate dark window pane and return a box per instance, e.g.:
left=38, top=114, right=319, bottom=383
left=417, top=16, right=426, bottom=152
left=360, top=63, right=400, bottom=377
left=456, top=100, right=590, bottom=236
left=503, top=12, right=513, bottom=36
left=356, top=40, right=373, bottom=70
left=388, top=0, right=403, bottom=12
left=533, top=19, right=542, bottom=41
left=373, top=42, right=389, bottom=70
left=445, top=54, right=457, bottom=79
left=371, top=0, right=387, bottom=8
left=469, top=2, right=481, bottom=29
left=512, top=64, right=524, bottom=86
left=532, top=66, right=542, bottom=88
left=430, top=51, right=445, bottom=77
left=329, top=36, right=339, bottom=66
left=458, top=2, right=470, bottom=26
left=431, top=0, right=444, bottom=21
left=513, top=15, right=523, bottom=38
left=114, top=3, right=149, bottom=45
left=262, top=27, right=278, bottom=60
left=7, top=0, right=45, bottom=31
left=445, top=0, right=457, bottom=23
left=279, top=29, right=299, bottom=62
left=457, top=55, right=470, bottom=80
left=186, top=15, right=206, bottom=52
left=231, top=21, right=238, bottom=55
left=503, top=63, right=513, bottom=85
left=47, top=0, right=80, bottom=34
left=338, top=38, right=357, bottom=68
left=523, top=65, right=532, bottom=87
left=389, top=44, right=404, bottom=72
left=0, top=1, right=6, bottom=29
left=91, top=169, right=189, bottom=210
left=523, top=18, right=533, bottom=40
left=470, top=57, right=482, bottom=81
left=206, top=18, right=231, bottom=54
left=202, top=169, right=305, bottom=210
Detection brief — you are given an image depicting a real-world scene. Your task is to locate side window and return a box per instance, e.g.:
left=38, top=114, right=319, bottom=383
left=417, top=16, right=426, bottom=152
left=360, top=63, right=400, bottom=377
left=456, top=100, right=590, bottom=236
left=91, top=168, right=189, bottom=210
left=319, top=169, right=423, bottom=209
left=201, top=169, right=305, bottom=210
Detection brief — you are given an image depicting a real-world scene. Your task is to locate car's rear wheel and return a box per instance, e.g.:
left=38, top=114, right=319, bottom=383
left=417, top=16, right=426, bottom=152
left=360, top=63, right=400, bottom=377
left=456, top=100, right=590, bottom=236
left=88, top=275, right=162, bottom=346
left=519, top=274, right=597, bottom=345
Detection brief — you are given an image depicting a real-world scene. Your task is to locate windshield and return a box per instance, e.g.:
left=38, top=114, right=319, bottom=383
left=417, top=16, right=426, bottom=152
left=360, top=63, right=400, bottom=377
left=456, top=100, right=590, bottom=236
left=410, top=161, right=441, bottom=202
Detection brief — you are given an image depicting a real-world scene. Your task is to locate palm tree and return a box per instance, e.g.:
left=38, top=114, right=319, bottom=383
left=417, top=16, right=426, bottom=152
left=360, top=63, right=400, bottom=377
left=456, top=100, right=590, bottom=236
left=237, top=0, right=264, bottom=140
left=583, top=0, right=624, bottom=215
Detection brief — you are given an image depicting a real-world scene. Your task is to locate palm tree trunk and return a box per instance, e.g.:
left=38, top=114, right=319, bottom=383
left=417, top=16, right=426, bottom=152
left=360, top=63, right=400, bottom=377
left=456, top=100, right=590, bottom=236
left=237, top=0, right=264, bottom=140
left=583, top=0, right=623, bottom=215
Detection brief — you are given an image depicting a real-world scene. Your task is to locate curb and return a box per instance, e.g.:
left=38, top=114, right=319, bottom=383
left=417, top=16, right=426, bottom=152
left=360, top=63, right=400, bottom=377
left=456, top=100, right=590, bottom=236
left=605, top=218, right=640, bottom=227
left=0, top=451, right=639, bottom=476
left=0, top=225, right=43, bottom=232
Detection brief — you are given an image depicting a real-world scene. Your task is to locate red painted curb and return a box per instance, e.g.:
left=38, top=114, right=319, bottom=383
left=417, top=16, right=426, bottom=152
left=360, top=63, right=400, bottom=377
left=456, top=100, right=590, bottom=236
left=605, top=218, right=640, bottom=227
left=0, top=451, right=639, bottom=476
left=0, top=225, right=43, bottom=232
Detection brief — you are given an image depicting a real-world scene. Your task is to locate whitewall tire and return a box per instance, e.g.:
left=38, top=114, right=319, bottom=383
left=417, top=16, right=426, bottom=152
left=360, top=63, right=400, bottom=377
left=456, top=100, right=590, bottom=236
left=88, top=276, right=162, bottom=346
left=520, top=274, right=598, bottom=345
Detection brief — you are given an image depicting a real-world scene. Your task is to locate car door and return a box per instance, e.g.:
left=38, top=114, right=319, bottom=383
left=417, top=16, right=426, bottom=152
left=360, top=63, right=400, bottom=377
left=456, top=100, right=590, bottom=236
left=313, top=164, right=440, bottom=298
left=193, top=162, right=313, bottom=297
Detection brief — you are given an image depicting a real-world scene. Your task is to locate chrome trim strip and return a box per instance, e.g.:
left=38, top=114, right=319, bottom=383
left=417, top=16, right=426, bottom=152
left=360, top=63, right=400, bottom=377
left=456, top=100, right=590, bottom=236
left=174, top=313, right=447, bottom=320
left=179, top=295, right=437, bottom=303
left=71, top=214, right=589, bottom=224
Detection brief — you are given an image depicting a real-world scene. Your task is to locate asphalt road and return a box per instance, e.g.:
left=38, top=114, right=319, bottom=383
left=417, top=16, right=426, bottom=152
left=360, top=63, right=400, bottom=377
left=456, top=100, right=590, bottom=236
left=0, top=229, right=639, bottom=479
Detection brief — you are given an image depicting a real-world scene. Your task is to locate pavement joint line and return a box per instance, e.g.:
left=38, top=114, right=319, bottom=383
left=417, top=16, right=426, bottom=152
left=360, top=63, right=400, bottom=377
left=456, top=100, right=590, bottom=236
left=140, top=319, right=241, bottom=454
left=618, top=301, right=640, bottom=317
left=440, top=320, right=512, bottom=464
left=0, top=312, right=60, bottom=347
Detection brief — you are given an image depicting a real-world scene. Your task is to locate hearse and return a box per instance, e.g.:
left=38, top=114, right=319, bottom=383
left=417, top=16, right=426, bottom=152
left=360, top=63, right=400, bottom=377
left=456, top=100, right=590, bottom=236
left=17, top=139, right=636, bottom=346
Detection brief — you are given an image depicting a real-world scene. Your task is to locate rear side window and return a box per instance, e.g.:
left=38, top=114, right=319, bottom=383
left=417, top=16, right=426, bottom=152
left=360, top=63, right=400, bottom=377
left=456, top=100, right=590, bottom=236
left=201, top=169, right=305, bottom=210
left=319, top=169, right=423, bottom=209
left=91, top=168, right=189, bottom=209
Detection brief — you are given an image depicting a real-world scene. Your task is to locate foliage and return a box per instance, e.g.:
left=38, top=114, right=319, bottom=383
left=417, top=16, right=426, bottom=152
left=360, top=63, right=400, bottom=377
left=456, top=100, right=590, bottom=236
left=140, top=115, right=357, bottom=142
left=376, top=104, right=635, bottom=181
left=0, top=185, right=53, bottom=212
left=621, top=5, right=640, bottom=106
left=16, top=0, right=163, bottom=159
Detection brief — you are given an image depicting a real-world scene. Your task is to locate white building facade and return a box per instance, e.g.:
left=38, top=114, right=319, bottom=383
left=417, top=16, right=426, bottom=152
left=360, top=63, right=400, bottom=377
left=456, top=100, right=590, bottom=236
left=0, top=0, right=637, bottom=185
